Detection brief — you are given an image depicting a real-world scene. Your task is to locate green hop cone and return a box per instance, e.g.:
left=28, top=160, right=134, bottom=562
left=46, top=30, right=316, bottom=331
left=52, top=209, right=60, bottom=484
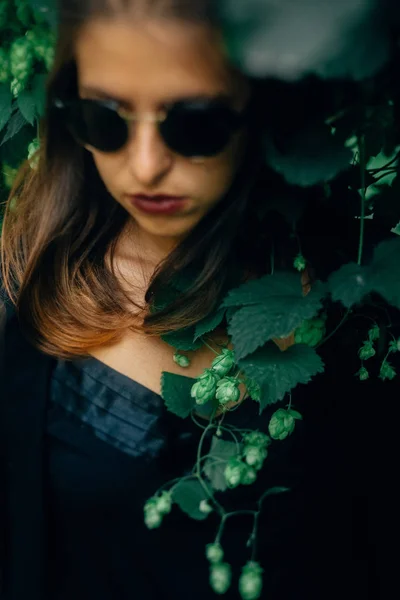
left=190, top=368, right=219, bottom=405
left=294, top=316, right=326, bottom=347
left=389, top=340, right=399, bottom=354
left=224, top=457, right=246, bottom=489
left=0, top=48, right=10, bottom=83
left=10, top=37, right=34, bottom=89
left=199, top=499, right=213, bottom=515
left=358, top=341, right=376, bottom=361
left=26, top=26, right=56, bottom=71
left=143, top=499, right=163, bottom=530
left=2, top=164, right=18, bottom=189
left=210, top=562, right=232, bottom=595
left=293, top=253, right=306, bottom=272
left=173, top=352, right=191, bottom=368
left=28, top=138, right=40, bottom=170
left=243, top=445, right=268, bottom=471
left=238, top=561, right=264, bottom=600
left=368, top=325, right=380, bottom=342
left=240, top=464, right=257, bottom=486
left=379, top=361, right=397, bottom=381
left=206, top=542, right=224, bottom=564
left=268, top=408, right=302, bottom=441
left=216, top=376, right=241, bottom=405
left=356, top=366, right=369, bottom=381
left=211, top=348, right=235, bottom=377
left=243, top=431, right=271, bottom=449
left=10, top=78, right=24, bottom=98
left=155, top=491, right=172, bottom=515
left=245, top=377, right=261, bottom=401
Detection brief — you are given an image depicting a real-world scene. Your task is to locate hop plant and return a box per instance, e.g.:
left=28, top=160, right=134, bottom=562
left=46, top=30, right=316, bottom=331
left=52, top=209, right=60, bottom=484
left=199, top=500, right=213, bottom=515
left=155, top=491, right=172, bottom=515
left=10, top=36, right=35, bottom=91
left=0, top=48, right=10, bottom=83
left=243, top=445, right=268, bottom=471
left=294, top=315, right=327, bottom=347
left=356, top=366, right=369, bottom=381
left=245, top=377, right=262, bottom=401
left=25, top=26, right=56, bottom=71
left=10, top=78, right=24, bottom=98
left=173, top=352, right=191, bottom=368
left=211, top=348, right=235, bottom=377
left=293, top=253, right=306, bottom=272
left=216, top=376, right=241, bottom=405
left=2, top=164, right=18, bottom=189
left=209, top=562, right=232, bottom=595
left=224, top=457, right=246, bottom=489
left=28, top=138, right=40, bottom=170
left=268, top=408, right=303, bottom=441
left=190, top=369, right=219, bottom=405
left=368, top=325, right=380, bottom=342
left=238, top=561, right=264, bottom=600
left=379, top=361, right=396, bottom=381
left=0, top=0, right=8, bottom=30
left=206, top=542, right=224, bottom=564
left=240, top=464, right=257, bottom=486
left=242, top=431, right=271, bottom=449
left=358, top=341, right=376, bottom=360
left=143, top=491, right=172, bottom=529
left=15, top=0, right=33, bottom=27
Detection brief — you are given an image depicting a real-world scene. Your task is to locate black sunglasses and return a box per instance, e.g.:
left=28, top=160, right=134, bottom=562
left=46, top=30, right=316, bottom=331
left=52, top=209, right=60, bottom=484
left=51, top=95, right=251, bottom=158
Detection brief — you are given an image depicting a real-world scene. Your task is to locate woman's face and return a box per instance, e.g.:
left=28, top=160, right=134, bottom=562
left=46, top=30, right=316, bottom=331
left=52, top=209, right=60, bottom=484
left=74, top=17, right=251, bottom=246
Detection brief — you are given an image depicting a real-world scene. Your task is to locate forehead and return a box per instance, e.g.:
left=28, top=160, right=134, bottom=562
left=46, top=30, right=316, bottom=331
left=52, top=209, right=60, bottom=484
left=74, top=18, right=239, bottom=106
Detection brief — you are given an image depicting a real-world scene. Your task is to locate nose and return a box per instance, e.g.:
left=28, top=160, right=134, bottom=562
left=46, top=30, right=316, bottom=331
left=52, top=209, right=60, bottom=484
left=126, top=118, right=173, bottom=186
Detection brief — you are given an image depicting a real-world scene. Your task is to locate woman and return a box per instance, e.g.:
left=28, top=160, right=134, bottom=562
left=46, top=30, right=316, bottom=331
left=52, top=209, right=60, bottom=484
left=0, top=1, right=355, bottom=599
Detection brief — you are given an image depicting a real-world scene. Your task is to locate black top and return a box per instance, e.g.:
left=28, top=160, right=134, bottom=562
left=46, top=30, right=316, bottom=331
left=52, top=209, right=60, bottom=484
left=44, top=355, right=307, bottom=600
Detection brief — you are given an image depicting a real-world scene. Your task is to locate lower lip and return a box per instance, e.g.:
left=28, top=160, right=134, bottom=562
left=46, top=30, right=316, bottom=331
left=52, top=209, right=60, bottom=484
left=128, top=196, right=187, bottom=214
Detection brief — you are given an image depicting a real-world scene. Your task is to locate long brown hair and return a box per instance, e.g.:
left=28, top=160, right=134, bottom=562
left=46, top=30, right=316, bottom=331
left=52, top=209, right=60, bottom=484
left=0, top=0, right=268, bottom=360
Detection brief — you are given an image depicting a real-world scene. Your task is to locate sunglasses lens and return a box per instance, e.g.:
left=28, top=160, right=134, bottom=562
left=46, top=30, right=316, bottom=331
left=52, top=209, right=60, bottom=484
left=160, top=102, right=237, bottom=157
left=68, top=100, right=128, bottom=152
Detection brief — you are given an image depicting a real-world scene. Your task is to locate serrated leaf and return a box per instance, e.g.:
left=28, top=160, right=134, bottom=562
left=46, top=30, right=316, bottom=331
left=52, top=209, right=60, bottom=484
left=194, top=308, right=226, bottom=341
left=0, top=112, right=28, bottom=147
left=161, top=326, right=203, bottom=351
left=0, top=85, right=13, bottom=134
left=17, top=90, right=36, bottom=126
left=239, top=343, right=325, bottom=413
left=160, top=371, right=196, bottom=418
left=264, top=126, right=353, bottom=187
left=369, top=238, right=400, bottom=309
left=172, top=478, right=210, bottom=520
left=228, top=286, right=323, bottom=361
left=222, top=272, right=304, bottom=308
left=391, top=221, right=400, bottom=236
left=203, top=437, right=241, bottom=492
left=327, top=263, right=369, bottom=307
left=31, top=74, right=47, bottom=118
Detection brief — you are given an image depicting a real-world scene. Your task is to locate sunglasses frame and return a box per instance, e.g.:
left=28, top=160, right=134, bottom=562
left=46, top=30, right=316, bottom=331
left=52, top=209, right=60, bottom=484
left=51, top=95, right=250, bottom=157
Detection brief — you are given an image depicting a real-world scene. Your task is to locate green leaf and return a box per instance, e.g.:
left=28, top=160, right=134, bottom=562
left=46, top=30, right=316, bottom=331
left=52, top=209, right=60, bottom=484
left=17, top=90, right=36, bottom=126
left=0, top=85, right=13, bottom=134
left=31, top=73, right=47, bottom=118
left=239, top=343, right=325, bottom=413
left=203, top=436, right=241, bottom=492
left=0, top=111, right=28, bottom=147
left=222, top=272, right=303, bottom=308
left=160, top=371, right=196, bottom=418
left=172, top=478, right=210, bottom=520
left=194, top=308, right=226, bottom=341
left=228, top=284, right=323, bottom=361
left=264, top=126, right=353, bottom=188
left=161, top=326, right=203, bottom=351
left=369, top=238, right=400, bottom=310
left=391, top=221, right=400, bottom=236
left=328, top=263, right=369, bottom=307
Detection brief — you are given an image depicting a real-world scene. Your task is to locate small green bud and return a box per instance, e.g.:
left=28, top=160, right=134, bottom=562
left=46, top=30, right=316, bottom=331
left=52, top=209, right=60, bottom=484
left=243, top=445, right=268, bottom=471
left=294, top=315, right=327, bottom=347
left=190, top=368, right=219, bottom=405
left=224, top=457, right=245, bottom=489
left=216, top=377, right=241, bottom=405
left=211, top=348, right=235, bottom=377
left=143, top=500, right=163, bottom=529
left=356, top=366, right=369, bottom=381
left=210, top=562, right=232, bottom=595
left=155, top=491, right=172, bottom=515
left=238, top=561, right=264, bottom=600
left=379, top=361, right=397, bottom=381
left=389, top=340, right=399, bottom=354
left=242, top=431, right=271, bottom=449
left=206, top=542, right=224, bottom=563
left=199, top=500, right=213, bottom=515
left=293, top=253, right=306, bottom=272
left=358, top=341, right=376, bottom=361
left=173, top=352, right=191, bottom=368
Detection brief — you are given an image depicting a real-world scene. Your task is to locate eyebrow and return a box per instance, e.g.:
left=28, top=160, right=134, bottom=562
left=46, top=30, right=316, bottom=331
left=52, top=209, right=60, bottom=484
left=79, top=86, right=233, bottom=106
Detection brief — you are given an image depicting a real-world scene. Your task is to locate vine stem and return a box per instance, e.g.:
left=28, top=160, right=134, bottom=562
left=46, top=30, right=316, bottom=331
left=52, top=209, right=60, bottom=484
left=357, top=134, right=367, bottom=266
left=196, top=421, right=226, bottom=516
left=316, top=308, right=351, bottom=349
